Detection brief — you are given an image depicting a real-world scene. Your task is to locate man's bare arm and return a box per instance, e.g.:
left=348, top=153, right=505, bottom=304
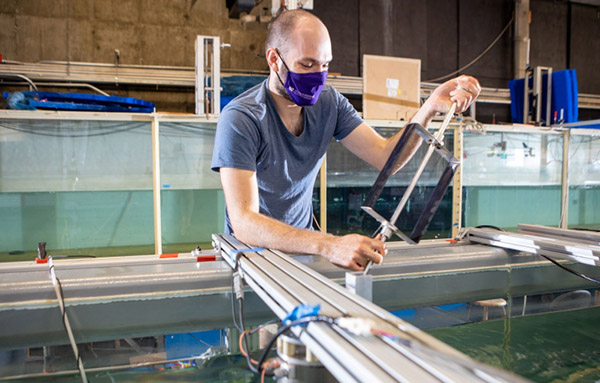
left=219, top=167, right=386, bottom=271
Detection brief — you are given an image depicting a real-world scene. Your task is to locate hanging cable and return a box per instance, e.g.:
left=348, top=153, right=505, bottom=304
left=47, top=257, right=88, bottom=383
left=253, top=315, right=336, bottom=374
left=475, top=225, right=600, bottom=285
left=238, top=297, right=260, bottom=374
left=539, top=254, right=600, bottom=285
left=424, top=13, right=515, bottom=83
left=230, top=275, right=243, bottom=332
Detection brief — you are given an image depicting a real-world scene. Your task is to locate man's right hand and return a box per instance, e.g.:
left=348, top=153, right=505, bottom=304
left=322, top=234, right=386, bottom=271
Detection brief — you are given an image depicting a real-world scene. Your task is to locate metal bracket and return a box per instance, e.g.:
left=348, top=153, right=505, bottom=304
left=523, top=66, right=553, bottom=125
left=195, top=36, right=227, bottom=116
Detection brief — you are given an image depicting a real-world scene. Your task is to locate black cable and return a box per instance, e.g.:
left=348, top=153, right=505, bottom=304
left=230, top=256, right=259, bottom=373
left=475, top=224, right=600, bottom=285
left=424, top=13, right=515, bottom=82
left=230, top=275, right=242, bottom=332
left=50, top=264, right=69, bottom=331
left=238, top=298, right=259, bottom=374
left=539, top=254, right=600, bottom=285
left=475, top=224, right=505, bottom=231
left=51, top=266, right=84, bottom=370
left=251, top=318, right=279, bottom=333
left=254, top=316, right=336, bottom=374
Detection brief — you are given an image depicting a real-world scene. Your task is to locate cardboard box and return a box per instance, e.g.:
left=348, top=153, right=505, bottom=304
left=363, top=55, right=421, bottom=121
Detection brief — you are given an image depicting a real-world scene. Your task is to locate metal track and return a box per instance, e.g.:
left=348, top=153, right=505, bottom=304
left=1, top=240, right=596, bottom=352
left=213, top=234, right=530, bottom=383
left=469, top=227, right=600, bottom=266
left=518, top=224, right=600, bottom=246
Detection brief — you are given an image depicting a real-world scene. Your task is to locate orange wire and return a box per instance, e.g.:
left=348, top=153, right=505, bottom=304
left=261, top=357, right=280, bottom=383
left=239, top=329, right=259, bottom=365
left=261, top=364, right=267, bottom=383
left=240, top=328, right=281, bottom=382
left=312, top=213, right=322, bottom=232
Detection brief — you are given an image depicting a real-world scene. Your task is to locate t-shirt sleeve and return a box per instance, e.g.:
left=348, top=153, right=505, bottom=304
left=333, top=88, right=364, bottom=141
left=211, top=107, right=261, bottom=173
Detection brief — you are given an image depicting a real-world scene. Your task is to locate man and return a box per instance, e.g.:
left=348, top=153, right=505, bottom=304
left=211, top=10, right=480, bottom=271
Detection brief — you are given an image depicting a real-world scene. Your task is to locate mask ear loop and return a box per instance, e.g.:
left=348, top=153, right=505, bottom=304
left=273, top=48, right=290, bottom=87
left=274, top=48, right=292, bottom=70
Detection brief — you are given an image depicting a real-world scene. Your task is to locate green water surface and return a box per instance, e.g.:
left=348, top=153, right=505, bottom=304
left=428, top=306, right=600, bottom=383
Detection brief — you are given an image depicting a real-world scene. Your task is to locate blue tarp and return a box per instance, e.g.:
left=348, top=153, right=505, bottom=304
left=4, top=91, right=155, bottom=113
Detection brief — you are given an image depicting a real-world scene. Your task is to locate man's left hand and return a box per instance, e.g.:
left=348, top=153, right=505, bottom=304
left=426, top=75, right=482, bottom=115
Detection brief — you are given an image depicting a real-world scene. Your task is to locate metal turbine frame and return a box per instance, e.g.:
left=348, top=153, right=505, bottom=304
left=362, top=104, right=458, bottom=273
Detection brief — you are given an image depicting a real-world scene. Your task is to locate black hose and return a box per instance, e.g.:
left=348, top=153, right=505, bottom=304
left=255, top=316, right=336, bottom=374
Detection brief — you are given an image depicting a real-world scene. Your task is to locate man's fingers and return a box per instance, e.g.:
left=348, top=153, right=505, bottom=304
left=455, top=76, right=481, bottom=110
left=450, top=88, right=476, bottom=113
left=330, top=234, right=387, bottom=271
left=367, top=249, right=383, bottom=264
left=457, top=75, right=481, bottom=95
left=358, top=242, right=385, bottom=264
left=349, top=262, right=363, bottom=272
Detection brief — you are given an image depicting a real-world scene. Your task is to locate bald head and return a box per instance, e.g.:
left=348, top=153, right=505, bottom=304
left=265, top=10, right=330, bottom=57
left=265, top=10, right=332, bottom=101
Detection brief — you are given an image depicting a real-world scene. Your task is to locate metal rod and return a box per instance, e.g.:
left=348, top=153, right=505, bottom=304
left=151, top=114, right=163, bottom=254
left=0, top=73, right=38, bottom=91
left=0, top=81, right=109, bottom=96
left=319, top=154, right=327, bottom=233
left=560, top=130, right=570, bottom=229
left=389, top=102, right=457, bottom=226
left=556, top=118, right=600, bottom=128
left=451, top=125, right=463, bottom=238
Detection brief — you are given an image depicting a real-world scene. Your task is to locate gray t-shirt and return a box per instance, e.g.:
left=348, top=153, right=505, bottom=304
left=211, top=79, right=363, bottom=234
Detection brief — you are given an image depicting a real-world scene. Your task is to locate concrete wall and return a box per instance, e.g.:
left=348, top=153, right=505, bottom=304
left=0, top=0, right=269, bottom=112
left=0, top=0, right=267, bottom=69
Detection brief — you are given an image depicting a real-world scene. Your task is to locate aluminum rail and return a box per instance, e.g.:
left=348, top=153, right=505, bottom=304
left=213, top=234, right=530, bottom=383
left=3, top=61, right=600, bottom=108
left=468, top=227, right=600, bottom=267
left=1, top=241, right=596, bottom=351
left=518, top=223, right=600, bottom=246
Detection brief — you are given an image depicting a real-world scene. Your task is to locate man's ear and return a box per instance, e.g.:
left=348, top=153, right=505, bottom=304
left=266, top=48, right=279, bottom=72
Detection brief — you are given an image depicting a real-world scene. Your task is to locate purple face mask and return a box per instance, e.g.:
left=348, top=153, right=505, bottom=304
left=275, top=49, right=328, bottom=107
